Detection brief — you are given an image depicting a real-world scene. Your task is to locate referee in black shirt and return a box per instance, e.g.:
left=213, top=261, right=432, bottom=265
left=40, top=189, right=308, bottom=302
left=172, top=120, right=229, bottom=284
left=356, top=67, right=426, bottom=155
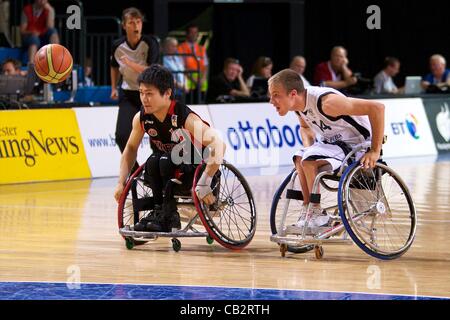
left=110, top=7, right=159, bottom=172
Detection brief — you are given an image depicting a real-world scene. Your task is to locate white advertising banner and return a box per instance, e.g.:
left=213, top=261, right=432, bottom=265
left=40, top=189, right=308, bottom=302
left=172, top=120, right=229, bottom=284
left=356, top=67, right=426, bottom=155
left=373, top=98, right=437, bottom=158
left=74, top=107, right=150, bottom=177
left=208, top=103, right=303, bottom=172
left=74, top=99, right=437, bottom=178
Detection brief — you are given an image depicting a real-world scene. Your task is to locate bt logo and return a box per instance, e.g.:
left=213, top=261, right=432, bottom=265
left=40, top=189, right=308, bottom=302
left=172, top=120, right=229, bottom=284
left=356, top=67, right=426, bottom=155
left=391, top=114, right=420, bottom=140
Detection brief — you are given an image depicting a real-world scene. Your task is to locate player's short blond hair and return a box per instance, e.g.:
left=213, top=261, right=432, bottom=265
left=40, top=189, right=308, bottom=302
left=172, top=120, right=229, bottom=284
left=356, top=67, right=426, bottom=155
left=268, top=69, right=305, bottom=93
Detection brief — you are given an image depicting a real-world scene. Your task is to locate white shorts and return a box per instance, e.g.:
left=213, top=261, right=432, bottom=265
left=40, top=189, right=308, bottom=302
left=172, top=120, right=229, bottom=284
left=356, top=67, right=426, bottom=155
left=293, top=141, right=359, bottom=171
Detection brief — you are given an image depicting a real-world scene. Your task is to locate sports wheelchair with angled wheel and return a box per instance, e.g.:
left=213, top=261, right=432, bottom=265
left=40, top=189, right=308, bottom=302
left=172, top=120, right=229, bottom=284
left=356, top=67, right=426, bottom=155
left=270, top=140, right=417, bottom=260
left=118, top=160, right=257, bottom=252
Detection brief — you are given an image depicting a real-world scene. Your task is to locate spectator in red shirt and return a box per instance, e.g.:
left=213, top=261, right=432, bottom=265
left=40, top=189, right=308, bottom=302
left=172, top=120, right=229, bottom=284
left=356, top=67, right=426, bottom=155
left=313, top=46, right=357, bottom=90
left=20, top=0, right=59, bottom=62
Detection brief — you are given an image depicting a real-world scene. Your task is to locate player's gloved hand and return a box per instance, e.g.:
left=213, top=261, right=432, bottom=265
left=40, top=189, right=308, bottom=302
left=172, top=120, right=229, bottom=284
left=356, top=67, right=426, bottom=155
left=195, top=172, right=215, bottom=205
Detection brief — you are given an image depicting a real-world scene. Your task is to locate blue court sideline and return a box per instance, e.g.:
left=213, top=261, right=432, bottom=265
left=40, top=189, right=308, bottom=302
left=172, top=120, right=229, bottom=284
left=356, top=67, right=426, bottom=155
left=0, top=282, right=446, bottom=300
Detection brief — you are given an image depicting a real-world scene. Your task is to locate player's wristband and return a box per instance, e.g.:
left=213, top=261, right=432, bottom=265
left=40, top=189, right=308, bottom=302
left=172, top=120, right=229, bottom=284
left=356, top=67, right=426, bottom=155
left=195, top=171, right=213, bottom=199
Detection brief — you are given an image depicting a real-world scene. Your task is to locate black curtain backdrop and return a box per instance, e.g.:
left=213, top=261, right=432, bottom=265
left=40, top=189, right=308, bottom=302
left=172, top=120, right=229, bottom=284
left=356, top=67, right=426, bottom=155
left=209, top=3, right=290, bottom=79
left=82, top=0, right=450, bottom=87
left=303, top=0, right=450, bottom=86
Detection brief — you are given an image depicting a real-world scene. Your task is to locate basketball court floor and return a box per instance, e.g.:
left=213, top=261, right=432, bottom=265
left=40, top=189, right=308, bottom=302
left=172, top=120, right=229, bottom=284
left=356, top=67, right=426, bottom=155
left=0, top=156, right=449, bottom=300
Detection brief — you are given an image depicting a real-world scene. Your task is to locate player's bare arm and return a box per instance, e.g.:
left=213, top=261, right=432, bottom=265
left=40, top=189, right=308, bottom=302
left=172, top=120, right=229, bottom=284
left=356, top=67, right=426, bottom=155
left=321, top=94, right=385, bottom=169
left=298, top=115, right=315, bottom=147
left=184, top=113, right=227, bottom=205
left=114, top=112, right=144, bottom=202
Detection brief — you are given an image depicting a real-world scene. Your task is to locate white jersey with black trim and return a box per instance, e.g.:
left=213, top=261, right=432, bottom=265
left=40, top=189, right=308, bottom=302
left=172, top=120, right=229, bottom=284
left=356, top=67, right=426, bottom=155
left=296, top=86, right=372, bottom=146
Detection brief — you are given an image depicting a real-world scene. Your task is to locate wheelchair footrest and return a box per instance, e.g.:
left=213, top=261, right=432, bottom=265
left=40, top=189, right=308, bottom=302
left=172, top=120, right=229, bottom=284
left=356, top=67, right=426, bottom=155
left=119, top=227, right=208, bottom=239
left=270, top=234, right=352, bottom=246
left=284, top=225, right=329, bottom=236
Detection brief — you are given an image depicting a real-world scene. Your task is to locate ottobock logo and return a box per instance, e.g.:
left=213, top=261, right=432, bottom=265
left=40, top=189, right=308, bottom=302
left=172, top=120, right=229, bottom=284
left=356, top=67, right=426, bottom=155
left=226, top=119, right=303, bottom=150
left=391, top=113, right=420, bottom=140
left=436, top=103, right=450, bottom=142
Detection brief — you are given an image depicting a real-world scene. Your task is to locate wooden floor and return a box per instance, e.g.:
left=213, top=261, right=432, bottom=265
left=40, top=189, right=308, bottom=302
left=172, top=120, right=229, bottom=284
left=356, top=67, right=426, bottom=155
left=0, top=157, right=449, bottom=299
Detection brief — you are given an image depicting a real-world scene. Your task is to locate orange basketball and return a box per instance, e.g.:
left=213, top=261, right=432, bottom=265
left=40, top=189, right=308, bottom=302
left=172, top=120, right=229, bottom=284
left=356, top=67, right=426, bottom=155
left=34, top=44, right=73, bottom=84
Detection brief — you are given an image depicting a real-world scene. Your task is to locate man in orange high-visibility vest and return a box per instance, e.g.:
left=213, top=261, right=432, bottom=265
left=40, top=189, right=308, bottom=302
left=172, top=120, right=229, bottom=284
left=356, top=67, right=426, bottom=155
left=178, top=24, right=208, bottom=104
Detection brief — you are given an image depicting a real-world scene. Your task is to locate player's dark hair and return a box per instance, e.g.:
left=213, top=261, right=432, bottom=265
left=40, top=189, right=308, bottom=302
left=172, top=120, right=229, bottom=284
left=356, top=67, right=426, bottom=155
left=2, top=58, right=21, bottom=71
left=138, top=64, right=174, bottom=98
left=269, top=69, right=305, bottom=93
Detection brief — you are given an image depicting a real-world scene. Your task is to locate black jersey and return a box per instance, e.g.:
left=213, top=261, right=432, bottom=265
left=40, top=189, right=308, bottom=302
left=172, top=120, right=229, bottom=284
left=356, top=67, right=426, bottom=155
left=140, top=101, right=209, bottom=161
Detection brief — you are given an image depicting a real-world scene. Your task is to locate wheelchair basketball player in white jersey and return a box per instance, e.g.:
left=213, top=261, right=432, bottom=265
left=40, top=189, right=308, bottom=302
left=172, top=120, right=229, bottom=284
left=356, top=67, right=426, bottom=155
left=268, top=69, right=385, bottom=233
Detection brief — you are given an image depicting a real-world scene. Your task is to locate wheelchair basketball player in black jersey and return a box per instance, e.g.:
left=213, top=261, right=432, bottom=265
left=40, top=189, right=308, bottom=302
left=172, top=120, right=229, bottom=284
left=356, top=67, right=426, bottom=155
left=114, top=65, right=226, bottom=232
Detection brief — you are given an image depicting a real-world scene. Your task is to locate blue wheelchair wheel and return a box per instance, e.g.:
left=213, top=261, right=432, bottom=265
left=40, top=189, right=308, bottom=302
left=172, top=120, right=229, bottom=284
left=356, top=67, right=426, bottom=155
left=338, top=161, right=417, bottom=260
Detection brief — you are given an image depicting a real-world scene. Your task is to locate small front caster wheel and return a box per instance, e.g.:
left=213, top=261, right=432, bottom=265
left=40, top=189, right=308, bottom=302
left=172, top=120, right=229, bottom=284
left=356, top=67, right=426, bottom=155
left=172, top=238, right=181, bottom=252
left=314, top=245, right=324, bottom=260
left=280, top=244, right=288, bottom=257
left=125, top=238, right=134, bottom=250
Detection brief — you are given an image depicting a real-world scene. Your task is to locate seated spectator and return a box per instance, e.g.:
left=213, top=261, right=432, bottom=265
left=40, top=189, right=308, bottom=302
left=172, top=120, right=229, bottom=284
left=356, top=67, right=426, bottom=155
left=1, top=58, right=23, bottom=75
left=313, top=46, right=357, bottom=90
left=373, top=57, right=402, bottom=94
left=421, top=54, right=450, bottom=91
left=246, top=56, right=273, bottom=95
left=80, top=59, right=94, bottom=87
left=206, top=58, right=250, bottom=103
left=289, top=55, right=311, bottom=86
left=162, top=37, right=187, bottom=99
left=20, top=0, right=59, bottom=61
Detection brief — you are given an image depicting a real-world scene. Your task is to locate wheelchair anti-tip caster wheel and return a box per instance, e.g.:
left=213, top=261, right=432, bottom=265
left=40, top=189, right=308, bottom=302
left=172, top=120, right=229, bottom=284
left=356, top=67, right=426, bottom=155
left=206, top=236, right=214, bottom=245
left=172, top=238, right=181, bottom=252
left=314, top=245, right=324, bottom=259
left=125, top=238, right=134, bottom=250
left=280, top=244, right=288, bottom=257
